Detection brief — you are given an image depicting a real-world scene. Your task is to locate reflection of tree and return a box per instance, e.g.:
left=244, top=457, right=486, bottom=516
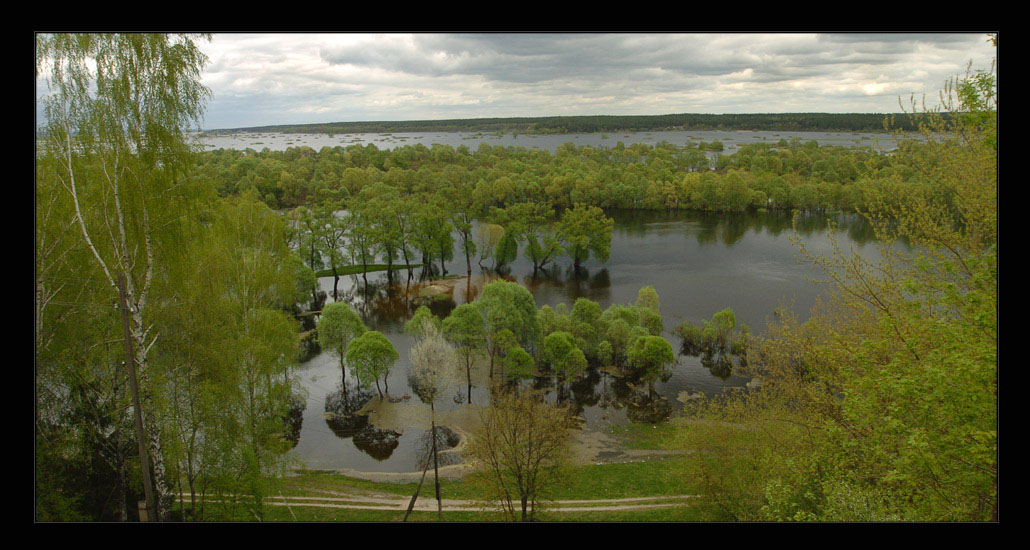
left=678, top=340, right=738, bottom=381
left=700, top=352, right=734, bottom=380
left=323, top=384, right=400, bottom=461
left=283, top=394, right=306, bottom=449
left=569, top=368, right=601, bottom=414
left=352, top=424, right=401, bottom=461
left=597, top=372, right=620, bottom=410
left=720, top=214, right=747, bottom=246
left=589, top=268, right=610, bottom=291
left=625, top=392, right=672, bottom=424
left=323, top=384, right=376, bottom=439
left=415, top=426, right=463, bottom=469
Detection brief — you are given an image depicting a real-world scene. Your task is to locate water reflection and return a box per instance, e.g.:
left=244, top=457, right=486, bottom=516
left=296, top=207, right=885, bottom=471
left=283, top=395, right=305, bottom=449
left=608, top=208, right=877, bottom=247
left=352, top=424, right=401, bottom=461
left=324, top=384, right=377, bottom=437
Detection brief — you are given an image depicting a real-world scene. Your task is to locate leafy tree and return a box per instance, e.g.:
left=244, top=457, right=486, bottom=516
left=503, top=346, right=536, bottom=386
left=673, top=58, right=997, bottom=521
left=442, top=303, right=487, bottom=403
left=476, top=280, right=540, bottom=376
left=626, top=335, right=676, bottom=397
left=493, top=228, right=519, bottom=270
left=36, top=32, right=211, bottom=520
left=346, top=331, right=398, bottom=398
left=404, top=305, right=441, bottom=342
left=557, top=204, right=614, bottom=268
left=317, top=302, right=367, bottom=396
left=474, top=223, right=505, bottom=269
left=464, top=390, right=576, bottom=522
left=635, top=285, right=661, bottom=314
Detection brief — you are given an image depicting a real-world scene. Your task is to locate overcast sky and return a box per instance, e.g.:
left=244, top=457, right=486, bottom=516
left=188, top=33, right=995, bottom=130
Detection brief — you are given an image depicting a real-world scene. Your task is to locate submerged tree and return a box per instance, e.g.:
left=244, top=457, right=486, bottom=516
left=442, top=303, right=486, bottom=403
left=557, top=204, right=614, bottom=269
left=346, top=331, right=398, bottom=398
left=317, top=302, right=367, bottom=399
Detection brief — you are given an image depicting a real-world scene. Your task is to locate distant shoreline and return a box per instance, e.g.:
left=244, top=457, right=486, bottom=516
left=201, top=112, right=928, bottom=136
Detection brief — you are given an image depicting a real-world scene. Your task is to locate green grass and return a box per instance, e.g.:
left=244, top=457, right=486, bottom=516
left=284, top=457, right=692, bottom=502
left=188, top=428, right=702, bottom=522
left=233, top=460, right=702, bottom=522
left=254, top=504, right=702, bottom=522
left=315, top=264, right=424, bottom=278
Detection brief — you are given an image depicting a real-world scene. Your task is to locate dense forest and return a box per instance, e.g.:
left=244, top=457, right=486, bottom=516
left=203, top=112, right=929, bottom=136
left=192, top=133, right=934, bottom=225
left=35, top=33, right=997, bottom=523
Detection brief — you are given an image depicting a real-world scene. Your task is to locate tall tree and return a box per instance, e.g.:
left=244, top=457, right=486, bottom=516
left=407, top=323, right=456, bottom=519
left=36, top=33, right=211, bottom=520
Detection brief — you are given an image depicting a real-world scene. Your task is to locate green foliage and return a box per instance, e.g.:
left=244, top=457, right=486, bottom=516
left=557, top=205, right=615, bottom=267
left=674, top=307, right=749, bottom=356
left=494, top=229, right=519, bottom=268
left=626, top=336, right=676, bottom=386
left=673, top=58, right=998, bottom=522
left=345, top=331, right=399, bottom=397
left=404, top=305, right=441, bottom=340
left=477, top=280, right=540, bottom=353
left=634, top=286, right=661, bottom=314
left=503, top=346, right=535, bottom=382
left=317, top=302, right=367, bottom=359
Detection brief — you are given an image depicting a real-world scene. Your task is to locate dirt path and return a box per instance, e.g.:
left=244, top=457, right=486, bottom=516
left=177, top=491, right=698, bottom=513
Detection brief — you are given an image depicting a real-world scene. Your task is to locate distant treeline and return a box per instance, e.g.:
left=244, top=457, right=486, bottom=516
left=203, top=113, right=930, bottom=136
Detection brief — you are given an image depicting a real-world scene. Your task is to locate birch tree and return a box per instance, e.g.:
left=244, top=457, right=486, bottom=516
left=36, top=33, right=210, bottom=519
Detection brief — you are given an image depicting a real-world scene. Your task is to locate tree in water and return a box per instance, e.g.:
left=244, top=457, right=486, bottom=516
left=407, top=322, right=457, bottom=520
left=346, top=331, right=398, bottom=399
left=317, top=302, right=367, bottom=400
left=442, top=303, right=486, bottom=403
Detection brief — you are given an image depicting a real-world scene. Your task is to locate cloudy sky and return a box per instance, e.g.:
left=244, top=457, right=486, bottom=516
left=196, top=33, right=995, bottom=130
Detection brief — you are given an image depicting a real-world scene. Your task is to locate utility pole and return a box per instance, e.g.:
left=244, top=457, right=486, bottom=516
left=118, top=273, right=157, bottom=522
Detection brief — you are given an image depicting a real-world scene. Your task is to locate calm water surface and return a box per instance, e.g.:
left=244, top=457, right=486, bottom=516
left=288, top=209, right=883, bottom=472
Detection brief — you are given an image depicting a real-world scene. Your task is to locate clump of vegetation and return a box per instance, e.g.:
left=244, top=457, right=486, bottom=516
left=673, top=308, right=750, bottom=357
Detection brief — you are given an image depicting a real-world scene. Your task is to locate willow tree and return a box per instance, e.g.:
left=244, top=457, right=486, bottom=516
left=36, top=33, right=210, bottom=520
left=346, top=331, right=398, bottom=399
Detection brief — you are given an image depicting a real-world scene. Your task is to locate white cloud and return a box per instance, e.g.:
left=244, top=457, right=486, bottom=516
left=194, top=32, right=996, bottom=129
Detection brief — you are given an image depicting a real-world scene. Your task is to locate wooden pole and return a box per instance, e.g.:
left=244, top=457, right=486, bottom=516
left=118, top=273, right=157, bottom=521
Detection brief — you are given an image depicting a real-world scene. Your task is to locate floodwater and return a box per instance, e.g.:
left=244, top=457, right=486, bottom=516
left=197, top=129, right=902, bottom=155
left=289, top=208, right=885, bottom=472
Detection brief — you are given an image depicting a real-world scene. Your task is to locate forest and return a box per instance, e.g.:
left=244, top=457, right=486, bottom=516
left=35, top=33, right=996, bottom=523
